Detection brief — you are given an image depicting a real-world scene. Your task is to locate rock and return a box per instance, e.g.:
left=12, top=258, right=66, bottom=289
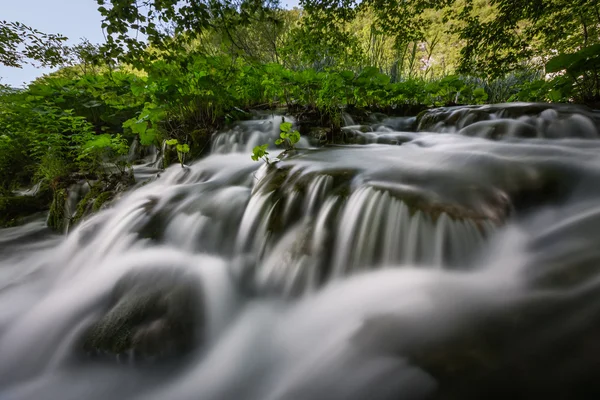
left=0, top=187, right=53, bottom=228
left=47, top=189, right=67, bottom=232
left=82, top=267, right=203, bottom=363
left=70, top=172, right=135, bottom=228
left=458, top=119, right=538, bottom=139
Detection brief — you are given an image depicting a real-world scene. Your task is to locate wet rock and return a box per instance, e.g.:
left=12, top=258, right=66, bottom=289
left=0, top=186, right=53, bottom=228
left=458, top=119, right=538, bottom=139
left=409, top=293, right=600, bottom=400
left=418, top=103, right=600, bottom=138
left=47, top=188, right=68, bottom=232
left=70, top=172, right=135, bottom=228
left=82, top=268, right=203, bottom=363
left=546, top=114, right=598, bottom=139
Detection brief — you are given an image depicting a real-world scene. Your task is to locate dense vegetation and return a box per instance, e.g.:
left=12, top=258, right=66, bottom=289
left=0, top=0, right=599, bottom=227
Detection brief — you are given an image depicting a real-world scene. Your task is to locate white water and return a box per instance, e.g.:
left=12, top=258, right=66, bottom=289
left=2, top=108, right=600, bottom=399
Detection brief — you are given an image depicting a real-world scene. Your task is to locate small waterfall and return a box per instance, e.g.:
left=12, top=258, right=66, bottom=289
left=3, top=104, right=600, bottom=399
left=341, top=112, right=355, bottom=127
left=211, top=114, right=309, bottom=154
left=330, top=187, right=492, bottom=276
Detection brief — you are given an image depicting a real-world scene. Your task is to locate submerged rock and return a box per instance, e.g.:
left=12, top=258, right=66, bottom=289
left=82, top=267, right=203, bottom=363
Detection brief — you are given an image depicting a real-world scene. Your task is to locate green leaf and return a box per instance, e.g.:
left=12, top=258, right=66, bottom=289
left=251, top=144, right=270, bottom=162
left=280, top=122, right=293, bottom=133
left=546, top=53, right=577, bottom=74
left=176, top=143, right=190, bottom=153
left=140, top=127, right=158, bottom=146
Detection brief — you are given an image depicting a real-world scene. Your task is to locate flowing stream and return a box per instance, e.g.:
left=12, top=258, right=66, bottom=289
left=2, top=104, right=600, bottom=399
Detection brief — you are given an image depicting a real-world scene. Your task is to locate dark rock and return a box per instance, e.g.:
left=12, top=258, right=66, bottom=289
left=70, top=172, right=135, bottom=228
left=0, top=188, right=53, bottom=228
left=47, top=188, right=67, bottom=231
left=82, top=268, right=203, bottom=363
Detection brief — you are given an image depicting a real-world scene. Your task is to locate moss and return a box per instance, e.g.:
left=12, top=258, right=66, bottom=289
left=93, top=191, right=114, bottom=212
left=255, top=165, right=292, bottom=195
left=71, top=187, right=97, bottom=227
left=70, top=173, right=134, bottom=229
left=47, top=189, right=67, bottom=231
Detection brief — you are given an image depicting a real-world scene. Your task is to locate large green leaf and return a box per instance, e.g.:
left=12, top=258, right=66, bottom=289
left=546, top=44, right=600, bottom=74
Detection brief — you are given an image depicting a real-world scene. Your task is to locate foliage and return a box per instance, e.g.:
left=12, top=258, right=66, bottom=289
left=95, top=0, right=282, bottom=67
left=0, top=20, right=68, bottom=68
left=165, top=138, right=191, bottom=168
left=456, top=0, right=600, bottom=78
left=1, top=0, right=598, bottom=226
left=544, top=44, right=600, bottom=103
left=0, top=69, right=140, bottom=194
left=251, top=144, right=271, bottom=164
left=276, top=120, right=300, bottom=150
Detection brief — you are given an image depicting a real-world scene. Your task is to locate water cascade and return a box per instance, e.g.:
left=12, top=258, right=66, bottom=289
left=2, top=105, right=600, bottom=399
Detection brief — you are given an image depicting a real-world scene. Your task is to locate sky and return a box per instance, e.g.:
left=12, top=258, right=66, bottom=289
left=1, top=0, right=300, bottom=87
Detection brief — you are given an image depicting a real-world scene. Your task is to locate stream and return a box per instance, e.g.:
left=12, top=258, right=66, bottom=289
left=1, top=103, right=600, bottom=399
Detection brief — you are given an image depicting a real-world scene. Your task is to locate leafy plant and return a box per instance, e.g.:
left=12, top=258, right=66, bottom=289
left=545, top=44, right=600, bottom=103
left=276, top=120, right=301, bottom=151
left=251, top=144, right=271, bottom=164
left=165, top=138, right=190, bottom=168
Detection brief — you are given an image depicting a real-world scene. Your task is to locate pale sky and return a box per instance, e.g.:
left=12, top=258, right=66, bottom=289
left=0, top=0, right=300, bottom=87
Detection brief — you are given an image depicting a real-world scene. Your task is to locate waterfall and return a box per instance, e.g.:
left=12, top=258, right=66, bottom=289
left=2, top=104, right=600, bottom=399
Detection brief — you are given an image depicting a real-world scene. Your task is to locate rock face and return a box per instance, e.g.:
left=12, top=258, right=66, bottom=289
left=82, top=268, right=203, bottom=362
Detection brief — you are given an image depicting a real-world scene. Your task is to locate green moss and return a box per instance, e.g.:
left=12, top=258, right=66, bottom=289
left=70, top=173, right=133, bottom=228
left=93, top=191, right=113, bottom=212
left=47, top=189, right=67, bottom=232
left=71, top=185, right=99, bottom=227
left=255, top=165, right=291, bottom=194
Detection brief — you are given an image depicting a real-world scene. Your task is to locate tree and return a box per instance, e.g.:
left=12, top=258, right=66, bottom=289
left=95, top=0, right=282, bottom=68
left=0, top=21, right=68, bottom=68
left=456, top=0, right=600, bottom=76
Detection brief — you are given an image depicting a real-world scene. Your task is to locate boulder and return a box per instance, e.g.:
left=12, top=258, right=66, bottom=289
left=82, top=267, right=203, bottom=363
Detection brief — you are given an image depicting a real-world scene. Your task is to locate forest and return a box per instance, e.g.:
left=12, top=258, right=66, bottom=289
left=1, top=0, right=599, bottom=227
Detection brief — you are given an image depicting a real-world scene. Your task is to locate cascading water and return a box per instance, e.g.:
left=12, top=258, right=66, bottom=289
left=2, top=106, right=600, bottom=399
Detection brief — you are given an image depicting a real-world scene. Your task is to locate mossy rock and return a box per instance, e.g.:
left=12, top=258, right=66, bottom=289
left=93, top=191, right=114, bottom=212
left=47, top=189, right=67, bottom=232
left=82, top=268, right=204, bottom=363
left=0, top=190, right=53, bottom=228
left=70, top=172, right=135, bottom=228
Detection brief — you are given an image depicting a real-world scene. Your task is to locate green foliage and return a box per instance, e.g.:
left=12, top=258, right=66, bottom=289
left=0, top=20, right=68, bottom=68
left=251, top=144, right=271, bottom=164
left=0, top=68, right=141, bottom=194
left=456, top=0, right=600, bottom=78
left=95, top=0, right=281, bottom=67
left=163, top=138, right=191, bottom=168
left=123, top=104, right=165, bottom=146
left=545, top=44, right=600, bottom=103
left=276, top=120, right=301, bottom=150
